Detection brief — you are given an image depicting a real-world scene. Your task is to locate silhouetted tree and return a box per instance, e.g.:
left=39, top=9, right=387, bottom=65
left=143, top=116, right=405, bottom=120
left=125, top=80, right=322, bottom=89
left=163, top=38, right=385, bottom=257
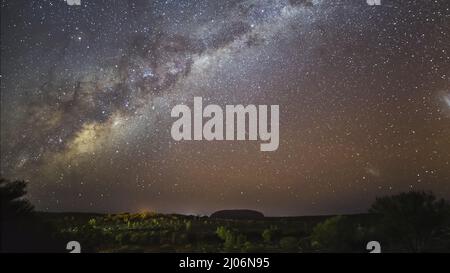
left=370, top=191, right=450, bottom=252
left=1, top=178, right=34, bottom=220
left=1, top=178, right=64, bottom=252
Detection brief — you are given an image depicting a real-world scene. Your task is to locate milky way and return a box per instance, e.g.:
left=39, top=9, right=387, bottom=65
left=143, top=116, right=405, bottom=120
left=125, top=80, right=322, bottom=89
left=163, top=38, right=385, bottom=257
left=1, top=0, right=449, bottom=215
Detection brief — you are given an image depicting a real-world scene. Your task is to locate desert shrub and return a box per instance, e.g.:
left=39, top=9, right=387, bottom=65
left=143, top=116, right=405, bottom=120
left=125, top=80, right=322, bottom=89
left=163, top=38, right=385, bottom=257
left=129, top=232, right=152, bottom=245
left=311, top=215, right=365, bottom=252
left=115, top=232, right=131, bottom=245
left=279, top=236, right=299, bottom=252
left=262, top=229, right=272, bottom=243
left=88, top=218, right=97, bottom=227
left=261, top=226, right=280, bottom=243
left=216, top=226, right=247, bottom=251
left=185, top=220, right=192, bottom=232
left=241, top=241, right=256, bottom=252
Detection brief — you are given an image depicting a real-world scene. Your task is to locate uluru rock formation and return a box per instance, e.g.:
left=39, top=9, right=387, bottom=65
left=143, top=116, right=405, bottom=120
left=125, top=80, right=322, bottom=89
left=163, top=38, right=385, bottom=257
left=210, top=209, right=264, bottom=220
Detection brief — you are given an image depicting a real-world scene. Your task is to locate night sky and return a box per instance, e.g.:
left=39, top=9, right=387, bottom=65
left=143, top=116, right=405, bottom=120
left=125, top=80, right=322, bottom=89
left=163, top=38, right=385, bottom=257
left=1, top=0, right=449, bottom=216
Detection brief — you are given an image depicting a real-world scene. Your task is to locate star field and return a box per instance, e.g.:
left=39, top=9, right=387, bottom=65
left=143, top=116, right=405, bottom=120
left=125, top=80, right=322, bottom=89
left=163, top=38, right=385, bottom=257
left=1, top=0, right=449, bottom=215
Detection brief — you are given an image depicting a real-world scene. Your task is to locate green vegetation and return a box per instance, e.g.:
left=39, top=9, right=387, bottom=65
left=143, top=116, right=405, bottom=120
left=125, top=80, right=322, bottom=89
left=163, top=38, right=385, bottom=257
left=1, top=178, right=449, bottom=252
left=311, top=215, right=369, bottom=252
left=370, top=191, right=450, bottom=252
